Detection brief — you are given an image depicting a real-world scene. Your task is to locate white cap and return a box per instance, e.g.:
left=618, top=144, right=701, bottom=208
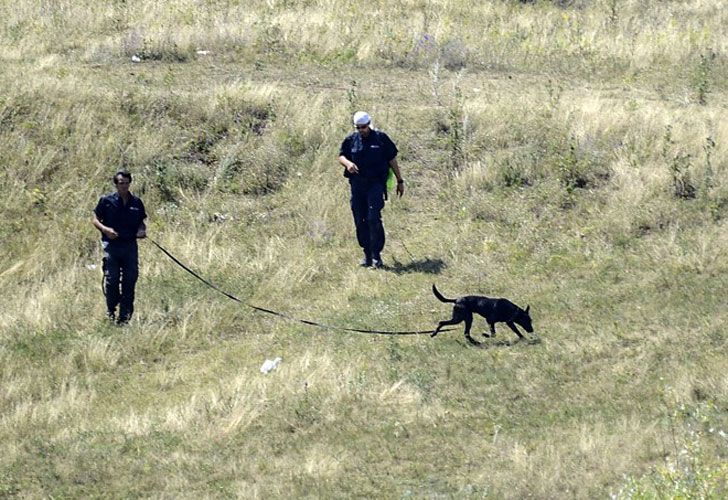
left=353, top=111, right=371, bottom=126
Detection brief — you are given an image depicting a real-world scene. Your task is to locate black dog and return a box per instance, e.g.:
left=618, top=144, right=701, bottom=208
left=431, top=284, right=533, bottom=345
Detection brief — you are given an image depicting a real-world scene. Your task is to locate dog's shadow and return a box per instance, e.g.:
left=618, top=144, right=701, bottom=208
left=387, top=257, right=447, bottom=275
left=457, top=336, right=542, bottom=349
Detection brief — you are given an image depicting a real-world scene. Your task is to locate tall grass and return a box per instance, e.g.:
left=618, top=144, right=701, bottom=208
left=1, top=0, right=727, bottom=497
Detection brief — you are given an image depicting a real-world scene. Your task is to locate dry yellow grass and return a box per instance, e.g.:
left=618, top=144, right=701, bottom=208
left=1, top=0, right=727, bottom=497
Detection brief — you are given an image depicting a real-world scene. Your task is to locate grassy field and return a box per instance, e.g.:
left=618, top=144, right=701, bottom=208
left=1, top=0, right=727, bottom=497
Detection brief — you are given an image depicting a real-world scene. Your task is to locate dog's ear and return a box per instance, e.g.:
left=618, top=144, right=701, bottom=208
left=525, top=305, right=530, bottom=314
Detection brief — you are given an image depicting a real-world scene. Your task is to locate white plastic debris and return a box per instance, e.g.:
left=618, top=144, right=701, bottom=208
left=212, top=212, right=229, bottom=223
left=260, top=357, right=282, bottom=374
left=196, top=50, right=210, bottom=56
left=86, top=264, right=97, bottom=270
left=131, top=55, right=141, bottom=63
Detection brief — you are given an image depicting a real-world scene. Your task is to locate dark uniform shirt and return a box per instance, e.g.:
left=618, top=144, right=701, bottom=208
left=339, top=129, right=398, bottom=182
left=94, top=192, right=147, bottom=244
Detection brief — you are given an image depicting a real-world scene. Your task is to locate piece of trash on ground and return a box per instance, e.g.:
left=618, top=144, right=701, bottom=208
left=260, top=357, right=282, bottom=374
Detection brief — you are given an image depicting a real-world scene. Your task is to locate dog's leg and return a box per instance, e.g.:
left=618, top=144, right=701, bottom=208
left=431, top=321, right=448, bottom=338
left=463, top=312, right=480, bottom=346
left=432, top=306, right=466, bottom=338
left=483, top=322, right=496, bottom=338
left=431, top=318, right=460, bottom=338
left=506, top=322, right=525, bottom=339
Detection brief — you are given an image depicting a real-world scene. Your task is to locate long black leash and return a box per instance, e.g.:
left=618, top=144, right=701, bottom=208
left=147, top=238, right=442, bottom=336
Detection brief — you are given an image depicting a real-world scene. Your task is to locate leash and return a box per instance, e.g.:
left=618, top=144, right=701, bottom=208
left=147, top=238, right=444, bottom=336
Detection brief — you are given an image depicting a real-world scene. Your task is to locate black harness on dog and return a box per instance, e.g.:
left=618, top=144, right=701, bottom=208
left=148, top=238, right=445, bottom=336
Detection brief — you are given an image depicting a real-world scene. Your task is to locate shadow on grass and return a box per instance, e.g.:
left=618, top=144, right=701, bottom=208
left=385, top=256, right=447, bottom=275
left=454, top=335, right=542, bottom=349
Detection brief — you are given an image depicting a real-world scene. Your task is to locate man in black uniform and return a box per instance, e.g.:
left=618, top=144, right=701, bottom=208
left=338, top=111, right=404, bottom=268
left=92, top=170, right=147, bottom=324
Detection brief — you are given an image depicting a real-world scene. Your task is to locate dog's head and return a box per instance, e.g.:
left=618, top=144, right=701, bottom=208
left=516, top=305, right=534, bottom=333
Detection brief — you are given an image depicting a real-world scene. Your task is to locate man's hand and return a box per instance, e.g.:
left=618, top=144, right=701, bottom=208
left=346, top=162, right=359, bottom=175
left=104, top=227, right=119, bottom=240
left=396, top=180, right=405, bottom=197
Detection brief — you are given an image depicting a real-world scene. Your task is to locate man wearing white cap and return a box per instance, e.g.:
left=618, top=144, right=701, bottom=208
left=338, top=111, right=404, bottom=268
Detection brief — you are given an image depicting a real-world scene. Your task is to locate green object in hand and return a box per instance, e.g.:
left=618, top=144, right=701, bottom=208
left=386, top=167, right=396, bottom=192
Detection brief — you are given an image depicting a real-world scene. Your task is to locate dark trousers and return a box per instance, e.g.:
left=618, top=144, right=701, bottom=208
left=350, top=178, right=385, bottom=260
left=103, top=241, right=139, bottom=321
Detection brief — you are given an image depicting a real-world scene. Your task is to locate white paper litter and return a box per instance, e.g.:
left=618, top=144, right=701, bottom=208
left=260, top=357, right=282, bottom=374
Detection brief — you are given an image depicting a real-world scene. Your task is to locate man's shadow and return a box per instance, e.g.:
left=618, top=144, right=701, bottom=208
left=386, top=256, right=447, bottom=275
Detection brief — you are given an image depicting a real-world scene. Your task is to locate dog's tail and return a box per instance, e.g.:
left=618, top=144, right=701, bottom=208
left=432, top=284, right=456, bottom=303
